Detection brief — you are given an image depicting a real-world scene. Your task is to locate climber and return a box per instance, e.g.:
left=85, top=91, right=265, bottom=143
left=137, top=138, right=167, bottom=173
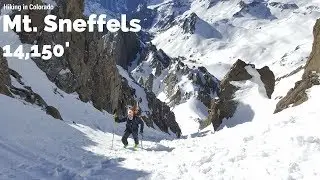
left=114, top=105, right=144, bottom=150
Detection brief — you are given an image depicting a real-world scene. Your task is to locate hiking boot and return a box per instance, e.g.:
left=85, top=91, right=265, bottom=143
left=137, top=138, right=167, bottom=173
left=123, top=144, right=128, bottom=148
left=133, top=144, right=138, bottom=150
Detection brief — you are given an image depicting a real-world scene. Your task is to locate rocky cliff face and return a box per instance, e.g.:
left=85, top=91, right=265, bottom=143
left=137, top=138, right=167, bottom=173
left=103, top=31, right=141, bottom=69
left=164, top=61, right=220, bottom=108
left=131, top=44, right=219, bottom=109
left=0, top=48, right=11, bottom=96
left=182, top=13, right=198, bottom=34
left=269, top=2, right=299, bottom=10
left=11, top=0, right=181, bottom=136
left=0, top=48, right=63, bottom=120
left=275, top=19, right=320, bottom=113
left=209, top=59, right=275, bottom=131
left=303, top=19, right=320, bottom=78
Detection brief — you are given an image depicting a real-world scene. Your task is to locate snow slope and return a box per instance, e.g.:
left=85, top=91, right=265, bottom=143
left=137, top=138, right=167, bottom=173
left=148, top=85, right=320, bottom=179
left=0, top=95, right=149, bottom=180
left=2, top=81, right=319, bottom=179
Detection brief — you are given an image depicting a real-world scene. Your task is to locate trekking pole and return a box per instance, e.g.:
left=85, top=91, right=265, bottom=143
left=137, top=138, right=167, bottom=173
left=140, top=134, right=143, bottom=149
left=111, top=122, right=115, bottom=149
left=111, top=109, right=117, bottom=149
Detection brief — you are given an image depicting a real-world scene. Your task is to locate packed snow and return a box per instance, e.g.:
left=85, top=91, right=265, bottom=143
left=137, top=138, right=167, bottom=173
left=1, top=79, right=320, bottom=179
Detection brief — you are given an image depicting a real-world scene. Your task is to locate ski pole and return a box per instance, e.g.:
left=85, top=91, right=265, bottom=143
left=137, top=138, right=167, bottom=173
left=111, top=110, right=117, bottom=149
left=111, top=122, right=115, bottom=149
left=140, top=134, right=143, bottom=149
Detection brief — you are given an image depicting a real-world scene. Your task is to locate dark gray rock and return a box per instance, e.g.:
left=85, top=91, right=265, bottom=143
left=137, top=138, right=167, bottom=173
left=208, top=98, right=223, bottom=131
left=0, top=47, right=64, bottom=120
left=10, top=86, right=47, bottom=108
left=46, top=106, right=63, bottom=120
left=145, top=74, right=154, bottom=92
left=103, top=31, right=141, bottom=69
left=209, top=59, right=275, bottom=130
left=182, top=13, right=198, bottom=34
left=0, top=48, right=11, bottom=96
left=146, top=91, right=181, bottom=138
left=258, top=66, right=275, bottom=98
left=222, top=60, right=252, bottom=82
left=213, top=60, right=251, bottom=129
left=163, top=60, right=220, bottom=108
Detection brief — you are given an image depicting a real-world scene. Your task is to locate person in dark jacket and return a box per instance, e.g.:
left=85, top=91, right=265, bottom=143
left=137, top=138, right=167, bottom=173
left=114, top=106, right=144, bottom=149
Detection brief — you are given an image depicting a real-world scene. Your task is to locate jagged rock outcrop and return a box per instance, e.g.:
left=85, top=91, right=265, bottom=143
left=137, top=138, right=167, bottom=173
left=209, top=59, right=275, bottom=130
left=0, top=53, right=63, bottom=120
left=9, top=69, right=64, bottom=120
left=304, top=19, right=320, bottom=77
left=208, top=97, right=223, bottom=131
left=146, top=91, right=181, bottom=137
left=275, top=19, right=320, bottom=113
left=0, top=48, right=12, bottom=96
left=269, top=2, right=299, bottom=10
left=13, top=0, right=181, bottom=135
left=209, top=60, right=251, bottom=131
left=182, top=12, right=198, bottom=34
left=46, top=106, right=63, bottom=120
left=234, top=0, right=275, bottom=20
left=164, top=63, right=219, bottom=108
left=132, top=44, right=219, bottom=109
left=136, top=44, right=171, bottom=76
left=14, top=0, right=129, bottom=112
left=180, top=12, right=222, bottom=39
left=258, top=66, right=275, bottom=98
left=103, top=31, right=141, bottom=69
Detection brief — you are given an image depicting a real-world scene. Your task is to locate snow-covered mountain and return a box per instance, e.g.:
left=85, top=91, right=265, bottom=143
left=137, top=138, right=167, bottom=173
left=148, top=0, right=317, bottom=77
left=1, top=0, right=320, bottom=179
left=84, top=0, right=144, bottom=15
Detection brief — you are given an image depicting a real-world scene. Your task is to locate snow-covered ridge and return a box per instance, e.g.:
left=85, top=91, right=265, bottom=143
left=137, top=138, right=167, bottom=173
left=151, top=0, right=320, bottom=79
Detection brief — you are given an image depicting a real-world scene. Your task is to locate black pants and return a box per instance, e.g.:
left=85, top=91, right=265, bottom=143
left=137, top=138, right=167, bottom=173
left=122, top=130, right=139, bottom=146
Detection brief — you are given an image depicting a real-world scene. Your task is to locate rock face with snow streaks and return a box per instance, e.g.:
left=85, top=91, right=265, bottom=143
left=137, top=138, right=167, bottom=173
left=275, top=19, right=320, bottom=113
left=0, top=48, right=11, bottom=96
left=11, top=0, right=181, bottom=136
left=209, top=59, right=275, bottom=130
